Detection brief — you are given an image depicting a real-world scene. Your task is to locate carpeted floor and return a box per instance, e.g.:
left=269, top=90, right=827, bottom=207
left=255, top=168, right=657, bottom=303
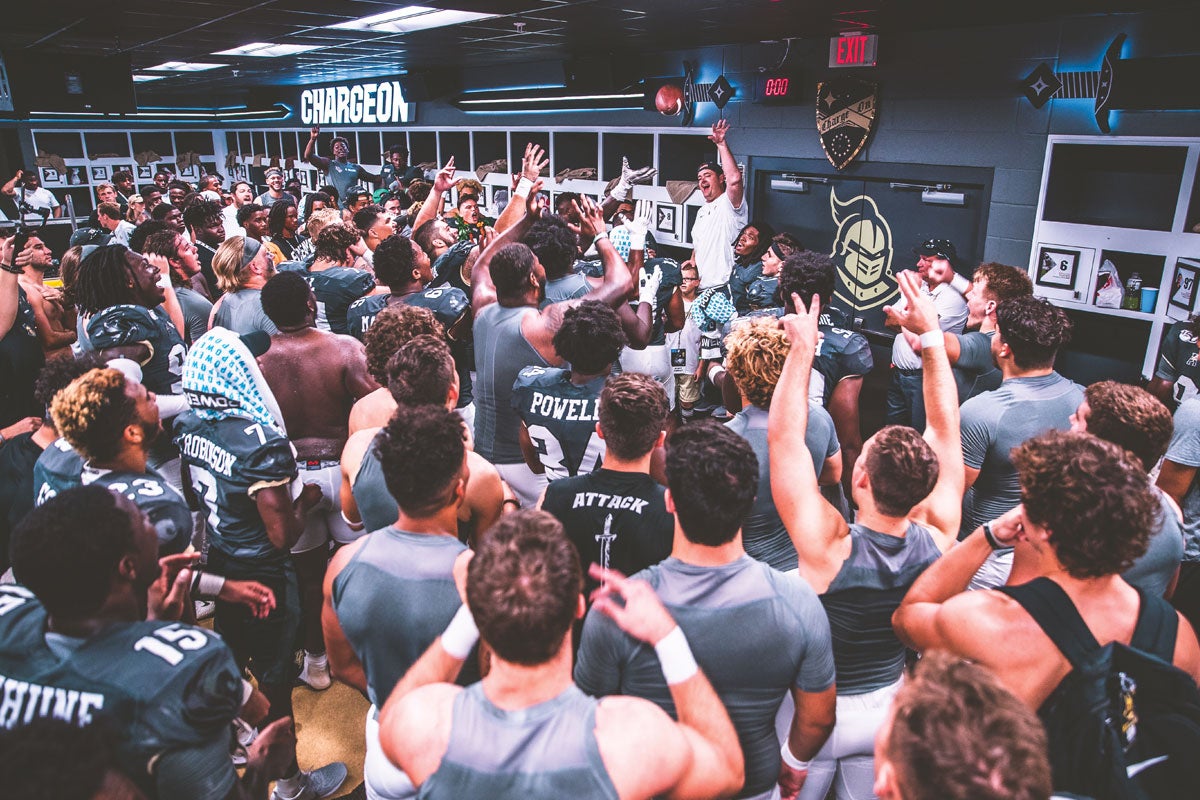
left=292, top=680, right=370, bottom=798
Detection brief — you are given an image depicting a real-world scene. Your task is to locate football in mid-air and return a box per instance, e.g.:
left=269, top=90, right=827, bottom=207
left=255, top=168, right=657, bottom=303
left=655, top=84, right=684, bottom=116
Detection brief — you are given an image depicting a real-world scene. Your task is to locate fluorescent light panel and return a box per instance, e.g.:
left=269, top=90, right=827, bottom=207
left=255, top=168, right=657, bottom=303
left=132, top=74, right=166, bottom=83
left=146, top=61, right=225, bottom=72
left=327, top=6, right=497, bottom=34
left=214, top=42, right=323, bottom=57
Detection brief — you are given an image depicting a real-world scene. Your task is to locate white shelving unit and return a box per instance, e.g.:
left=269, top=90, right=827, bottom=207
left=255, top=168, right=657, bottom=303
left=1029, top=135, right=1200, bottom=378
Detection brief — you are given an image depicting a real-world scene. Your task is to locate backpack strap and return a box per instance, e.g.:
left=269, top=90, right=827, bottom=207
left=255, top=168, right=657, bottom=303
left=1129, top=587, right=1178, bottom=662
left=998, top=577, right=1102, bottom=668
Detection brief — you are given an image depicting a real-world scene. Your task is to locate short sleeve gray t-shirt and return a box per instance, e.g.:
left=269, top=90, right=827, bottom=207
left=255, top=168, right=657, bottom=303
left=952, top=330, right=1001, bottom=402
left=574, top=556, right=834, bottom=797
left=1165, top=397, right=1200, bottom=561
left=212, top=288, right=278, bottom=337
left=959, top=372, right=1083, bottom=538
left=175, top=286, right=212, bottom=345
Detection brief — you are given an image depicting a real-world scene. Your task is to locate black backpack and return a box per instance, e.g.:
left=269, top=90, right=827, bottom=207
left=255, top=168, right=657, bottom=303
left=1000, top=578, right=1200, bottom=799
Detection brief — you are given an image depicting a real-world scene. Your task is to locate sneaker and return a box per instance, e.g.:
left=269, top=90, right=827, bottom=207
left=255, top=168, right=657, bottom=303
left=297, top=652, right=331, bottom=691
left=194, top=600, right=216, bottom=620
left=272, top=762, right=348, bottom=800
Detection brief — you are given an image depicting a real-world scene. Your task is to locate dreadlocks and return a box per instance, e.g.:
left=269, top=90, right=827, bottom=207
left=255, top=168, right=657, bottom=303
left=73, top=245, right=140, bottom=316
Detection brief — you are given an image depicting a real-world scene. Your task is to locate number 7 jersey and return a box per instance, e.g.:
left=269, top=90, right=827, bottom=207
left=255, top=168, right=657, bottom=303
left=511, top=367, right=606, bottom=481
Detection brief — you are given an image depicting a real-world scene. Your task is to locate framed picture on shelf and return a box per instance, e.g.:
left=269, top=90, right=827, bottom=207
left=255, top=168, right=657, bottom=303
left=38, top=167, right=64, bottom=187
left=655, top=204, right=678, bottom=238
left=1170, top=260, right=1199, bottom=316
left=1032, top=243, right=1096, bottom=304
left=178, top=165, right=198, bottom=180
left=90, top=165, right=109, bottom=182
left=136, top=165, right=153, bottom=181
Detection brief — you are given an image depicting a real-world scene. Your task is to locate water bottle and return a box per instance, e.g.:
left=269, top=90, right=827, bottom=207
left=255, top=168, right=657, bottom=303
left=1124, top=272, right=1143, bottom=310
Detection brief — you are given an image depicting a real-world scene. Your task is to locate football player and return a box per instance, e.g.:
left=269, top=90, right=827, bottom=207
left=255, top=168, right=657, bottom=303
left=305, top=224, right=376, bottom=335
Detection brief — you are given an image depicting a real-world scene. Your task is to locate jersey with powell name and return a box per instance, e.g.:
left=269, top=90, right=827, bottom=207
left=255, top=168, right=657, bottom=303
left=511, top=366, right=605, bottom=481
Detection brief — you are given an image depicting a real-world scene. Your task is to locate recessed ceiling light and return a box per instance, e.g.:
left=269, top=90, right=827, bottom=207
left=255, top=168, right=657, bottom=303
left=132, top=74, right=166, bottom=82
left=214, top=42, right=323, bottom=58
left=146, top=61, right=225, bottom=72
left=327, top=5, right=497, bottom=34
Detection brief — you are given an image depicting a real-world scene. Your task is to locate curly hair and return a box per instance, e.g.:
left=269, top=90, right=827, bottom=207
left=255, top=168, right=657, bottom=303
left=887, top=651, right=1051, bottom=800
left=553, top=301, right=626, bottom=375
left=73, top=245, right=138, bottom=315
left=34, top=353, right=103, bottom=424
left=1082, top=381, right=1172, bottom=471
left=524, top=217, right=578, bottom=279
left=407, top=180, right=431, bottom=203
left=599, top=373, right=668, bottom=461
left=387, top=335, right=455, bottom=407
left=1013, top=430, right=1158, bottom=578
left=778, top=250, right=836, bottom=308
left=973, top=262, right=1032, bottom=304
left=314, top=224, right=360, bottom=264
left=454, top=178, right=484, bottom=198
left=364, top=305, right=443, bottom=384
left=11, top=485, right=139, bottom=618
left=304, top=207, right=341, bottom=243
left=377, top=403, right=465, bottom=517
left=267, top=198, right=297, bottom=238
left=235, top=203, right=264, bottom=228
left=724, top=318, right=789, bottom=408
left=127, top=220, right=168, bottom=255
left=352, top=204, right=386, bottom=236
left=771, top=232, right=803, bottom=258
left=182, top=199, right=222, bottom=233
left=373, top=233, right=418, bottom=289
left=665, top=422, right=759, bottom=546
left=995, top=296, right=1072, bottom=370
left=302, top=191, right=331, bottom=220
left=51, top=368, right=137, bottom=463
left=865, top=426, right=939, bottom=516
left=142, top=230, right=183, bottom=260
left=468, top=509, right=581, bottom=666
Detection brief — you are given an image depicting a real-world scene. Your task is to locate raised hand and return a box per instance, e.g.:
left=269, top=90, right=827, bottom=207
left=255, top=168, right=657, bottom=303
left=522, top=143, right=549, bottom=181
left=925, top=258, right=956, bottom=287
left=779, top=292, right=821, bottom=355
left=638, top=265, right=663, bottom=306
left=147, top=552, right=201, bottom=621
left=310, top=126, right=320, bottom=139
left=624, top=199, right=652, bottom=238
left=432, top=157, right=457, bottom=195
left=709, top=118, right=730, bottom=146
left=525, top=179, right=546, bottom=218
left=574, top=195, right=607, bottom=239
left=883, top=270, right=939, bottom=335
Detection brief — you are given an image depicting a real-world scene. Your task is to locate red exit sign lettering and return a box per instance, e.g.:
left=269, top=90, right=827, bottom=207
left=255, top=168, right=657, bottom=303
left=829, top=33, right=878, bottom=68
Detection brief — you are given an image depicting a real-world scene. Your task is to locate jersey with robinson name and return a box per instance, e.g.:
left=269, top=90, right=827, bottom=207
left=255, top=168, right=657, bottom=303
left=511, top=367, right=605, bottom=481
left=1155, top=320, right=1200, bottom=405
left=575, top=556, right=836, bottom=797
left=306, top=267, right=376, bottom=335
left=81, top=466, right=192, bottom=556
left=86, top=304, right=186, bottom=396
left=32, top=437, right=85, bottom=506
left=0, top=585, right=243, bottom=800
left=175, top=413, right=298, bottom=566
left=347, top=286, right=474, bottom=406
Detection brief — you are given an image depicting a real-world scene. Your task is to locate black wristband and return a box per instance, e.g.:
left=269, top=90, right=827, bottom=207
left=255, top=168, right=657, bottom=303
left=983, top=521, right=1003, bottom=550
left=0, top=263, right=20, bottom=275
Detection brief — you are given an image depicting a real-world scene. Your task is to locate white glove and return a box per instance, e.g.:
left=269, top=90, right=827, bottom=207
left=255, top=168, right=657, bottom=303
left=639, top=265, right=663, bottom=306
left=625, top=199, right=653, bottom=251
left=610, top=156, right=658, bottom=202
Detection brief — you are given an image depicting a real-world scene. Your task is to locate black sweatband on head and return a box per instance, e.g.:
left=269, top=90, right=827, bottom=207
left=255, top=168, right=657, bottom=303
left=769, top=243, right=786, bottom=261
left=241, top=237, right=262, bottom=268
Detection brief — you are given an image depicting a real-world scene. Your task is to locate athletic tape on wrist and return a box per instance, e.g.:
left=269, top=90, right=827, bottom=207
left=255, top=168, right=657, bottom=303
left=194, top=571, right=225, bottom=598
left=707, top=363, right=727, bottom=384
left=654, top=626, right=699, bottom=685
left=780, top=740, right=811, bottom=771
left=919, top=330, right=945, bottom=350
left=592, top=230, right=609, bottom=243
left=513, top=177, right=534, bottom=198
left=950, top=272, right=971, bottom=296
left=441, top=603, right=479, bottom=660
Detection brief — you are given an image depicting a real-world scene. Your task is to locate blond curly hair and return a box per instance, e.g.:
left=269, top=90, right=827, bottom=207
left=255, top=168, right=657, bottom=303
left=724, top=318, right=790, bottom=408
left=51, top=368, right=136, bottom=463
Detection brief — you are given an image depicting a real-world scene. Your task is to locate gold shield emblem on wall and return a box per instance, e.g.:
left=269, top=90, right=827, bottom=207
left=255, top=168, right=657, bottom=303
left=830, top=188, right=898, bottom=311
left=817, top=78, right=878, bottom=170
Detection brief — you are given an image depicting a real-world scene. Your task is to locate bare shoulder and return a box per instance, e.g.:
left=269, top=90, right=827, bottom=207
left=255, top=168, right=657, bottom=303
left=380, top=683, right=461, bottom=785
left=341, top=426, right=378, bottom=472
left=595, top=696, right=690, bottom=799
left=466, top=450, right=500, bottom=479
left=935, top=589, right=1038, bottom=657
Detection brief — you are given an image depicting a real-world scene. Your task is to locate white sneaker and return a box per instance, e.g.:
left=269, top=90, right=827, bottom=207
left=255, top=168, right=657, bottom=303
left=194, top=600, right=216, bottom=620
left=230, top=718, right=257, bottom=767
left=297, top=652, right=331, bottom=691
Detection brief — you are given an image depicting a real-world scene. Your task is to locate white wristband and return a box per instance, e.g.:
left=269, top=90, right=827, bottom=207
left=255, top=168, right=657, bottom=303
left=780, top=739, right=811, bottom=771
left=194, top=571, right=226, bottom=598
left=950, top=272, right=971, bottom=296
left=628, top=231, right=647, bottom=251
left=592, top=230, right=609, bottom=243
left=513, top=176, right=534, bottom=199
left=919, top=330, right=945, bottom=350
left=707, top=363, right=727, bottom=384
left=441, top=603, right=479, bottom=660
left=654, top=626, right=699, bottom=685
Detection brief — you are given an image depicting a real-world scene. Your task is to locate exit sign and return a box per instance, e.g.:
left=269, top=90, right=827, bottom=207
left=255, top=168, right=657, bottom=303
left=829, top=33, right=878, bottom=68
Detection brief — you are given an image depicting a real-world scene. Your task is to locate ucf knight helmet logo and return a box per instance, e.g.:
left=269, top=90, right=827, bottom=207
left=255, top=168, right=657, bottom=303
left=830, top=188, right=898, bottom=310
